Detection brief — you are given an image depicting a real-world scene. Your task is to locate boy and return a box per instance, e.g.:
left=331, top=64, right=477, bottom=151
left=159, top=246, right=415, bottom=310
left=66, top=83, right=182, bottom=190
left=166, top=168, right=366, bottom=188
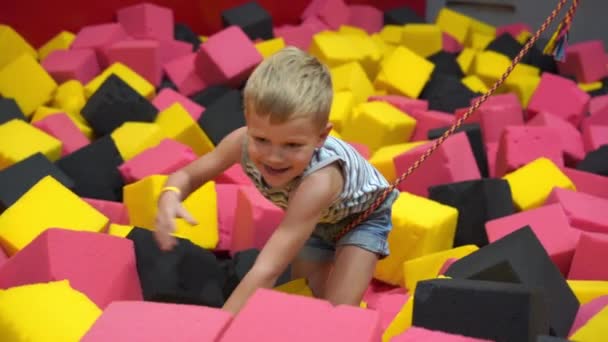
left=154, top=46, right=399, bottom=314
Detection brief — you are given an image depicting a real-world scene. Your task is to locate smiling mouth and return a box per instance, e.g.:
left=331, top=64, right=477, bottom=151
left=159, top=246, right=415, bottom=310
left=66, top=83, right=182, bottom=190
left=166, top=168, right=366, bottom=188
left=263, top=164, right=291, bottom=175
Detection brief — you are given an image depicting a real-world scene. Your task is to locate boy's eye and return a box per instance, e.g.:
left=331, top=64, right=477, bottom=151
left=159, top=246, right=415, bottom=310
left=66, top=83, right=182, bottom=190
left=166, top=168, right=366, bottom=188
left=286, top=143, right=303, bottom=149
left=253, top=137, right=268, bottom=143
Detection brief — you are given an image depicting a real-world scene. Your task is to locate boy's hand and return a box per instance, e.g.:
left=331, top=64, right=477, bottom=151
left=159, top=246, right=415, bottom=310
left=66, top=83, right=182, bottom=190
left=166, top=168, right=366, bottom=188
left=154, top=192, right=198, bottom=251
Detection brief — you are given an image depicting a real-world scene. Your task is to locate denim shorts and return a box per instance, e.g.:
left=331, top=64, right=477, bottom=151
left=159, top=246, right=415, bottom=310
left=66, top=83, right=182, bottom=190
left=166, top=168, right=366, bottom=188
left=297, top=190, right=398, bottom=262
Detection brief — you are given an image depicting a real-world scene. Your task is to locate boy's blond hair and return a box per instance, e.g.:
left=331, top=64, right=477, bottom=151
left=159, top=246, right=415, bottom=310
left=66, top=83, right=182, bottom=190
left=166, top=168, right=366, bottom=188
left=243, top=46, right=333, bottom=129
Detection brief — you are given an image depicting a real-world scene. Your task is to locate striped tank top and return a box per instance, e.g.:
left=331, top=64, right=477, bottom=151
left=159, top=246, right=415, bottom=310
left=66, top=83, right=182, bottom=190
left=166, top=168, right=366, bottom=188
left=240, top=135, right=399, bottom=224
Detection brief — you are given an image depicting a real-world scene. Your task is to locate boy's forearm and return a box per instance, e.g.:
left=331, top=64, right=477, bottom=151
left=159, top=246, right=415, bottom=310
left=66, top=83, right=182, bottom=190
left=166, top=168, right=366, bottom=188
left=222, top=267, right=279, bottom=315
left=161, top=170, right=196, bottom=201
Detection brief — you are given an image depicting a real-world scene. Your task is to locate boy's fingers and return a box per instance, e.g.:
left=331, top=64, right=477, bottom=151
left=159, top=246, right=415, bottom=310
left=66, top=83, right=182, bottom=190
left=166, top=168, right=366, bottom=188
left=177, top=206, right=198, bottom=225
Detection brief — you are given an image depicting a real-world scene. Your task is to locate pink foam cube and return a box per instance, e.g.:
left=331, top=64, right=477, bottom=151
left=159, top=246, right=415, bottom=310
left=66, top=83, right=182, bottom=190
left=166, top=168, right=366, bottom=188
left=568, top=232, right=608, bottom=280
left=526, top=111, right=585, bottom=165
left=527, top=73, right=590, bottom=127
left=485, top=204, right=581, bottom=275
left=496, top=23, right=532, bottom=40
left=118, top=139, right=197, bottom=184
left=561, top=167, right=608, bottom=200
left=159, top=39, right=193, bottom=65
left=494, top=126, right=564, bottom=177
left=273, top=24, right=319, bottom=51
left=70, top=23, right=131, bottom=68
left=231, top=186, right=284, bottom=254
left=476, top=94, right=525, bottom=144
left=82, top=198, right=129, bottom=225
left=545, top=187, right=608, bottom=234
left=367, top=95, right=429, bottom=114
left=443, top=32, right=463, bottom=53
left=363, top=279, right=404, bottom=307
left=557, top=40, right=608, bottom=83
left=392, top=327, right=492, bottom=341
left=0, top=246, right=7, bottom=268
left=394, top=132, right=481, bottom=197
left=347, top=4, right=383, bottom=34
left=366, top=292, right=409, bottom=331
left=81, top=301, right=233, bottom=342
left=214, top=163, right=253, bottom=186
left=568, top=295, right=608, bottom=336
left=439, top=257, right=459, bottom=275
left=32, top=113, right=90, bottom=156
left=484, top=142, right=499, bottom=178
left=215, top=183, right=240, bottom=251
left=0, top=228, right=142, bottom=308
left=301, top=0, right=350, bottom=30
left=163, top=53, right=208, bottom=96
left=581, top=121, right=608, bottom=152
left=408, top=109, right=454, bottom=141
left=194, top=26, right=262, bottom=88
left=348, top=141, right=370, bottom=159
left=152, top=88, right=205, bottom=121
left=106, top=39, right=163, bottom=86
left=116, top=3, right=174, bottom=41
left=583, top=105, right=608, bottom=129
left=590, top=95, right=608, bottom=116
left=219, top=288, right=381, bottom=341
left=41, top=48, right=100, bottom=84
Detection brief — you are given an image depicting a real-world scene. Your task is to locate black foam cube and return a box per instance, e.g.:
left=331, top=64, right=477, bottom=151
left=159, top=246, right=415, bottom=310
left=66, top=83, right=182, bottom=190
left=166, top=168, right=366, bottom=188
left=127, top=227, right=226, bottom=308
left=0, top=153, right=74, bottom=212
left=420, top=74, right=481, bottom=113
left=444, top=226, right=580, bottom=338
left=174, top=23, right=201, bottom=51
left=0, top=98, right=27, bottom=125
left=486, top=33, right=524, bottom=60
left=221, top=1, right=273, bottom=41
left=576, top=144, right=608, bottom=176
left=522, top=44, right=558, bottom=74
left=222, top=248, right=291, bottom=299
left=383, top=6, right=425, bottom=26
left=589, top=77, right=608, bottom=97
left=428, top=51, right=465, bottom=79
left=55, top=135, right=124, bottom=202
left=197, top=89, right=245, bottom=146
left=536, top=336, right=573, bottom=342
left=157, top=75, right=178, bottom=92
left=81, top=74, right=158, bottom=137
left=428, top=123, right=489, bottom=177
left=189, top=84, right=235, bottom=108
left=413, top=278, right=550, bottom=342
left=428, top=178, right=515, bottom=247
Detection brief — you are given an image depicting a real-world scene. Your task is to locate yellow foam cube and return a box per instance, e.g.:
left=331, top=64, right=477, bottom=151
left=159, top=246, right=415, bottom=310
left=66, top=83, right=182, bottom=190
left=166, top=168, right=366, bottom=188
left=30, top=105, right=93, bottom=140
left=52, top=80, right=87, bottom=120
left=469, top=31, right=494, bottom=50
left=342, top=33, right=382, bottom=80
left=38, top=30, right=75, bottom=60
left=402, top=245, right=478, bottom=292
left=274, top=278, right=314, bottom=297
left=378, top=25, right=404, bottom=46
left=579, top=81, right=603, bottom=92
left=401, top=24, right=443, bottom=58
left=0, top=53, right=58, bottom=116
left=123, top=175, right=219, bottom=249
left=512, top=63, right=540, bottom=77
left=107, top=224, right=135, bottom=238
left=457, top=48, right=477, bottom=75
left=374, top=46, right=435, bottom=99
left=570, top=306, right=608, bottom=341
left=0, top=25, right=37, bottom=69
left=0, top=119, right=62, bottom=170
left=155, top=103, right=214, bottom=156
left=339, top=25, right=368, bottom=36
left=503, top=74, right=541, bottom=107
left=309, top=31, right=364, bottom=68
left=374, top=192, right=458, bottom=286
left=462, top=75, right=489, bottom=93
left=468, top=17, right=496, bottom=39
left=85, top=62, right=155, bottom=99
left=329, top=129, right=342, bottom=139
left=330, top=61, right=375, bottom=105
left=473, top=50, right=511, bottom=86
left=568, top=280, right=608, bottom=305
left=110, top=122, right=165, bottom=161
left=382, top=294, right=414, bottom=342
left=369, top=141, right=427, bottom=183
left=435, top=8, right=472, bottom=44
left=503, top=157, right=576, bottom=211
left=370, top=33, right=396, bottom=59
left=516, top=30, right=532, bottom=44
left=328, top=91, right=355, bottom=133
left=340, top=101, right=416, bottom=153
left=0, top=280, right=102, bottom=342
left=0, top=176, right=108, bottom=255
left=255, top=37, right=285, bottom=58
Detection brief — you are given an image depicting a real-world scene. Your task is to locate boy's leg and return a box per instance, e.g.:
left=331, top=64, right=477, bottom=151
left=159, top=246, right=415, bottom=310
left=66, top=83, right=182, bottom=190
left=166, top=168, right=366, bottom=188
left=323, top=245, right=378, bottom=306
left=291, top=257, right=333, bottom=298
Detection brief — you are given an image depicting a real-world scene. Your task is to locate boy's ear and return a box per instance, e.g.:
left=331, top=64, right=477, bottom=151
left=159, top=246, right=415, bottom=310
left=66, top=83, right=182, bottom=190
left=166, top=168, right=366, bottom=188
left=317, top=122, right=333, bottom=147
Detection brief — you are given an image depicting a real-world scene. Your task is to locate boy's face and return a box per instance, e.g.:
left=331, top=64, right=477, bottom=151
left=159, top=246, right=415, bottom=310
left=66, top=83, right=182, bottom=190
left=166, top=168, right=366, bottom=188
left=245, top=112, right=331, bottom=188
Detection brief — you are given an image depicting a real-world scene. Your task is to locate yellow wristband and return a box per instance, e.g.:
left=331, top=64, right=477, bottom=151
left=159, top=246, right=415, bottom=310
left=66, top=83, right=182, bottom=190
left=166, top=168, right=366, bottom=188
left=160, top=186, right=182, bottom=196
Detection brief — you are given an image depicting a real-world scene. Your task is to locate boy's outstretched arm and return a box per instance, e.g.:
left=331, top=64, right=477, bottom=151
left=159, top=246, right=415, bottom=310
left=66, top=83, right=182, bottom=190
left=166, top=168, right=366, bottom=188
left=222, top=165, right=343, bottom=314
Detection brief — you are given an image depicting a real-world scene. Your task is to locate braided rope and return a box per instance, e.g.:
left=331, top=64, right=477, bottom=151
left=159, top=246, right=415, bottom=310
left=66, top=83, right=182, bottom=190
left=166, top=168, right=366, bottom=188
left=333, top=0, right=580, bottom=242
